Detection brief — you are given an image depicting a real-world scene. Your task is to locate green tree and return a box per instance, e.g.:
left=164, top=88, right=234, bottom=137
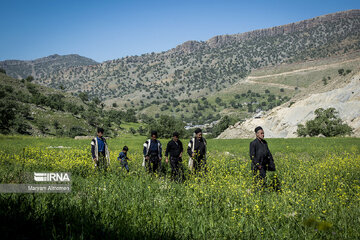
left=297, top=108, right=353, bottom=137
left=322, top=77, right=327, bottom=85
left=78, top=92, right=89, bottom=102
left=26, top=76, right=34, bottom=82
left=210, top=116, right=237, bottom=138
left=150, top=115, right=186, bottom=138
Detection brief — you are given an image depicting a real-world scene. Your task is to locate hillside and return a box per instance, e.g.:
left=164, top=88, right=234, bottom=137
left=0, top=54, right=98, bottom=80
left=217, top=60, right=360, bottom=138
left=0, top=72, right=139, bottom=137
left=1, top=10, right=359, bottom=127
left=32, top=10, right=359, bottom=107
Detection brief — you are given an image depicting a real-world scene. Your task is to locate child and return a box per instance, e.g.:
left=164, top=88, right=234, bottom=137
left=118, top=146, right=130, bottom=172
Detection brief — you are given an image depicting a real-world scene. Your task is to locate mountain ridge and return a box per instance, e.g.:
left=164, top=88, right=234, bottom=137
left=170, top=9, right=360, bottom=53
left=1, top=9, right=359, bottom=126
left=0, top=54, right=98, bottom=79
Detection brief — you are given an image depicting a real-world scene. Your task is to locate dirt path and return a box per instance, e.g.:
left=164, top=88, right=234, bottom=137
left=248, top=57, right=360, bottom=80
left=242, top=78, right=296, bottom=89
left=235, top=57, right=360, bottom=90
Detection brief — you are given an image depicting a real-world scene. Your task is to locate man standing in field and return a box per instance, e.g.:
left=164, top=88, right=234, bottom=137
left=187, top=128, right=207, bottom=173
left=143, top=131, right=162, bottom=173
left=91, top=127, right=110, bottom=171
left=249, top=126, right=275, bottom=184
left=165, top=132, right=185, bottom=182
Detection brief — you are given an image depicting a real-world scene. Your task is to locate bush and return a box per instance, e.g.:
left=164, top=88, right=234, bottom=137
left=149, top=115, right=186, bottom=138
left=297, top=108, right=353, bottom=137
left=209, top=116, right=237, bottom=138
left=26, top=76, right=34, bottom=82
left=68, top=126, right=87, bottom=138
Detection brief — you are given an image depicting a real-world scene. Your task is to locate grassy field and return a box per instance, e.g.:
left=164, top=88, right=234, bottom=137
left=0, top=135, right=359, bottom=239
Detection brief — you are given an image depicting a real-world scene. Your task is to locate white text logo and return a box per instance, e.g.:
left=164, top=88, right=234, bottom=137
left=34, top=172, right=71, bottom=182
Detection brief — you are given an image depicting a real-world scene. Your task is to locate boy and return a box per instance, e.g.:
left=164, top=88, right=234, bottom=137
left=118, top=146, right=130, bottom=172
left=91, top=127, right=110, bottom=171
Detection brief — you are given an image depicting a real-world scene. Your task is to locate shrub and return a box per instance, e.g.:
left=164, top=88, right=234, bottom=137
left=297, top=108, right=353, bottom=137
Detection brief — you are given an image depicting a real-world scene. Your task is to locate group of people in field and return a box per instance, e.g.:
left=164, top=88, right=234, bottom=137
left=91, top=126, right=275, bottom=183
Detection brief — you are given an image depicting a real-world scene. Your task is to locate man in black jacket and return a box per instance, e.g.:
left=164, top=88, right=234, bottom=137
left=187, top=128, right=207, bottom=173
left=165, top=132, right=184, bottom=181
left=249, top=126, right=275, bottom=182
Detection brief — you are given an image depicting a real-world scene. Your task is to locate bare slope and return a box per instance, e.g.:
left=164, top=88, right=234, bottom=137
left=218, top=65, right=360, bottom=138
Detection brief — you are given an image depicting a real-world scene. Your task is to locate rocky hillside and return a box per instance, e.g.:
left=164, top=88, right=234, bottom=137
left=32, top=9, right=360, bottom=107
left=218, top=67, right=360, bottom=138
left=0, top=54, right=98, bottom=79
left=1, top=10, right=359, bottom=127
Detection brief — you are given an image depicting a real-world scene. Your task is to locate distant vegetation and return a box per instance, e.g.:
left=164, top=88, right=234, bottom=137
left=297, top=108, right=353, bottom=137
left=2, top=10, right=355, bottom=127
left=0, top=72, right=138, bottom=137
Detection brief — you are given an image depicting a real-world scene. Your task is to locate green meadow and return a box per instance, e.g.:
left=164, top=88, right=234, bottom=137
left=0, top=135, right=359, bottom=239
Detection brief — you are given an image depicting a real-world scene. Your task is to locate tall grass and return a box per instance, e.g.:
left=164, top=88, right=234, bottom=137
left=0, top=135, right=359, bottom=239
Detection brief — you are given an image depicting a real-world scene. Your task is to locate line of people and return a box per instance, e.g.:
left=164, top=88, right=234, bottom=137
left=91, top=126, right=276, bottom=184
left=91, top=127, right=208, bottom=182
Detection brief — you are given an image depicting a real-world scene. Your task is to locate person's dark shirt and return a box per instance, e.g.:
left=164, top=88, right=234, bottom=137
left=187, top=137, right=206, bottom=159
left=143, top=139, right=162, bottom=157
left=149, top=139, right=159, bottom=154
left=118, top=151, right=128, bottom=162
left=165, top=139, right=183, bottom=158
left=249, top=138, right=273, bottom=168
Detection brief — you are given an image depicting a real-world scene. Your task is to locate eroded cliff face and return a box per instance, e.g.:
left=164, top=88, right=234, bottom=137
left=218, top=73, right=360, bottom=139
left=207, top=10, right=360, bottom=48
left=171, top=10, right=360, bottom=51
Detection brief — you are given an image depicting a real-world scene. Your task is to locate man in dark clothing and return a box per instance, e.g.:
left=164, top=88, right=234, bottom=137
left=187, top=128, right=207, bottom=173
left=143, top=131, right=162, bottom=173
left=165, top=132, right=184, bottom=182
left=249, top=126, right=275, bottom=182
left=91, top=127, right=110, bottom=171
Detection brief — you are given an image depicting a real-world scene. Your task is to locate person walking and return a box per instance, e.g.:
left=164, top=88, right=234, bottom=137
left=187, top=128, right=207, bottom=173
left=143, top=131, right=162, bottom=173
left=91, top=127, right=110, bottom=171
left=165, top=132, right=184, bottom=182
left=118, top=146, right=130, bottom=173
left=249, top=126, right=276, bottom=186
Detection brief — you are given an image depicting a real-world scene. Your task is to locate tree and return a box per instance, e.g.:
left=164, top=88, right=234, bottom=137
left=338, top=69, right=344, bottom=76
left=215, top=97, right=222, bottom=105
left=92, top=97, right=101, bottom=105
left=150, top=115, right=186, bottom=138
left=322, top=77, right=327, bottom=85
left=0, top=68, right=6, bottom=74
left=26, top=76, right=34, bottom=82
left=296, top=108, right=353, bottom=137
left=78, top=92, right=89, bottom=102
left=210, top=116, right=237, bottom=138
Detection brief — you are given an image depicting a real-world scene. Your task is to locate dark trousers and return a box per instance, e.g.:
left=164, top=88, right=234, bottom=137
left=252, top=163, right=267, bottom=187
left=146, top=156, right=160, bottom=173
left=170, top=157, right=185, bottom=182
left=121, top=160, right=129, bottom=172
left=193, top=156, right=206, bottom=173
left=97, top=152, right=108, bottom=171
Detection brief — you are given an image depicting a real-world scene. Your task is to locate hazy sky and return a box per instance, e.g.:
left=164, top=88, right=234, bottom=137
left=1, top=0, right=359, bottom=62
